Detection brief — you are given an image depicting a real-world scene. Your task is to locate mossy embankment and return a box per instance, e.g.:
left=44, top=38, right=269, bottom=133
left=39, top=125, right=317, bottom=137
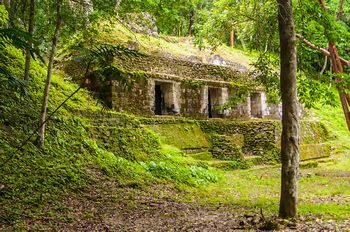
left=0, top=45, right=219, bottom=230
left=142, top=117, right=332, bottom=166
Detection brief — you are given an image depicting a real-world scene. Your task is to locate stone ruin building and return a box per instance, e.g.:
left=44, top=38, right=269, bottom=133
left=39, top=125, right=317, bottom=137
left=76, top=51, right=330, bottom=162
left=93, top=53, right=281, bottom=120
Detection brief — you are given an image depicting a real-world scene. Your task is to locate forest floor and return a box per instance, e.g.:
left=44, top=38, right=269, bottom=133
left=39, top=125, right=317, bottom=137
left=9, top=151, right=350, bottom=231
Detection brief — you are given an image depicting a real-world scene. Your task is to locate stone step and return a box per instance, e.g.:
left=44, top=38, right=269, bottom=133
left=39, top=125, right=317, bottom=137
left=189, top=151, right=213, bottom=161
left=299, top=157, right=336, bottom=169
left=207, top=160, right=250, bottom=170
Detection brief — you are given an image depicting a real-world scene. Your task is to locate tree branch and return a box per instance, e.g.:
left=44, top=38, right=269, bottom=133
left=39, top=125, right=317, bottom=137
left=296, top=34, right=350, bottom=68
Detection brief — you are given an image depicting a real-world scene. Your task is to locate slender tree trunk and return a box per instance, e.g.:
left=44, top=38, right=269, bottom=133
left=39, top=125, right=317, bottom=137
left=188, top=10, right=195, bottom=36
left=277, top=0, right=300, bottom=219
left=230, top=30, right=234, bottom=48
left=24, top=0, right=35, bottom=80
left=319, top=0, right=350, bottom=131
left=3, top=0, right=15, bottom=28
left=337, top=0, right=344, bottom=19
left=115, top=0, right=121, bottom=16
left=329, top=44, right=350, bottom=131
left=36, top=0, right=63, bottom=147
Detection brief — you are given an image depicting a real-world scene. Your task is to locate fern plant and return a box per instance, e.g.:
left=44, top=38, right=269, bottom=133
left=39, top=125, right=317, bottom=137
left=72, top=43, right=143, bottom=106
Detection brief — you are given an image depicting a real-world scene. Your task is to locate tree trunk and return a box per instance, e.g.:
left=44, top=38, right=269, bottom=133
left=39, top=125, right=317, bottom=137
left=188, top=10, right=195, bottom=36
left=320, top=0, right=350, bottom=131
left=115, top=0, right=121, bottom=16
left=277, top=0, right=300, bottom=219
left=329, top=43, right=350, bottom=131
left=36, top=0, right=62, bottom=147
left=230, top=31, right=234, bottom=48
left=3, top=0, right=15, bottom=28
left=337, top=0, right=344, bottom=19
left=24, top=0, right=35, bottom=80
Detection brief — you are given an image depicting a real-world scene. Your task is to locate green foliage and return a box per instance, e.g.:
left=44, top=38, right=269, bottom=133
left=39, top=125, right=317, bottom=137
left=251, top=53, right=280, bottom=104
left=221, top=82, right=250, bottom=110
left=250, top=50, right=337, bottom=108
left=141, top=160, right=218, bottom=186
left=3, top=0, right=350, bottom=228
left=0, top=44, right=223, bottom=226
left=0, top=5, right=9, bottom=24
left=194, top=0, right=278, bottom=50
left=122, top=0, right=213, bottom=36
left=0, top=45, right=30, bottom=97
left=85, top=139, right=151, bottom=187
left=71, top=43, right=144, bottom=106
left=225, top=160, right=250, bottom=170
left=193, top=0, right=350, bottom=110
left=92, top=0, right=213, bottom=36
left=297, top=74, right=337, bottom=108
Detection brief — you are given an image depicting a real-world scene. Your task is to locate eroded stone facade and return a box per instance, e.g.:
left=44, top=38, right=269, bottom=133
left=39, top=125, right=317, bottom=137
left=90, top=53, right=280, bottom=119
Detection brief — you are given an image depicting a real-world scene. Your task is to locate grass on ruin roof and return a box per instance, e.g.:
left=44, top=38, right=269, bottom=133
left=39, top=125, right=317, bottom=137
left=59, top=19, right=255, bottom=70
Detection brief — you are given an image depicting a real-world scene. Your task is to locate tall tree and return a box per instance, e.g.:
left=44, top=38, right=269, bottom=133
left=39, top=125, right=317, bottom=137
left=36, top=0, right=63, bottom=147
left=24, top=0, right=35, bottom=80
left=277, top=0, right=300, bottom=219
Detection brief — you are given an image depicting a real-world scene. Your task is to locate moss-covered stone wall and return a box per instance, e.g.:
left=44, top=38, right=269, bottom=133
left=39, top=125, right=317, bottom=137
left=274, top=121, right=332, bottom=161
left=146, top=123, right=210, bottom=150
left=108, top=76, right=154, bottom=116
left=141, top=117, right=332, bottom=163
left=210, top=134, right=244, bottom=161
left=179, top=81, right=207, bottom=118
left=199, top=120, right=280, bottom=162
left=113, top=54, right=246, bottom=82
left=84, top=111, right=161, bottom=162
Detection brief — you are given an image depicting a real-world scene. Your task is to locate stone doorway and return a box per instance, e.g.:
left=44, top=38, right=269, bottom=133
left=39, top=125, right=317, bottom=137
left=208, top=88, right=222, bottom=118
left=154, top=84, right=163, bottom=115
left=153, top=81, right=179, bottom=115
left=250, top=92, right=263, bottom=118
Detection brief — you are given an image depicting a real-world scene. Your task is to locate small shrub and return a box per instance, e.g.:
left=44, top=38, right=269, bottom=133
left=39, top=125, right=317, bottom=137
left=227, top=160, right=250, bottom=170
left=141, top=160, right=218, bottom=186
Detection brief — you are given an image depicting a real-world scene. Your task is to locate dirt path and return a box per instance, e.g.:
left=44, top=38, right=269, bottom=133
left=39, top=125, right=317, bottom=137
left=11, top=175, right=347, bottom=232
left=0, top=172, right=350, bottom=232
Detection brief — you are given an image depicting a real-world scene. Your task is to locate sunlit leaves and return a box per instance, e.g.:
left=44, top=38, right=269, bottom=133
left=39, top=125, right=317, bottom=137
left=0, top=5, right=9, bottom=25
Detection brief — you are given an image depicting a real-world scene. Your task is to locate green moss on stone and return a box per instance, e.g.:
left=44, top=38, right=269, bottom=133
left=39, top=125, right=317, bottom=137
left=300, top=143, right=331, bottom=161
left=199, top=120, right=280, bottom=163
left=146, top=123, right=209, bottom=150
left=210, top=134, right=244, bottom=161
left=181, top=79, right=205, bottom=89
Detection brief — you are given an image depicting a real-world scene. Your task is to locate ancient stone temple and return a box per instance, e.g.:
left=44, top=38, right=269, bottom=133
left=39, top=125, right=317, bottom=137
left=88, top=52, right=281, bottom=119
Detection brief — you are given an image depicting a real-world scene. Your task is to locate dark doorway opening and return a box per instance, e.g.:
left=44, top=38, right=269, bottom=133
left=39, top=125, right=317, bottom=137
left=155, top=84, right=162, bottom=115
left=208, top=88, right=222, bottom=118
left=208, top=89, right=213, bottom=118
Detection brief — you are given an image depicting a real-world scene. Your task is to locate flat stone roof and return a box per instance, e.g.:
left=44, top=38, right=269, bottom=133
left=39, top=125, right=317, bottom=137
left=113, top=53, right=250, bottom=82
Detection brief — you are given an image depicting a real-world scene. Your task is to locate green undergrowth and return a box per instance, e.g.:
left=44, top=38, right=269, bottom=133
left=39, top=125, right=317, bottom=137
left=181, top=158, right=350, bottom=221
left=178, top=104, right=350, bottom=221
left=309, top=103, right=350, bottom=153
left=0, top=45, right=220, bottom=227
